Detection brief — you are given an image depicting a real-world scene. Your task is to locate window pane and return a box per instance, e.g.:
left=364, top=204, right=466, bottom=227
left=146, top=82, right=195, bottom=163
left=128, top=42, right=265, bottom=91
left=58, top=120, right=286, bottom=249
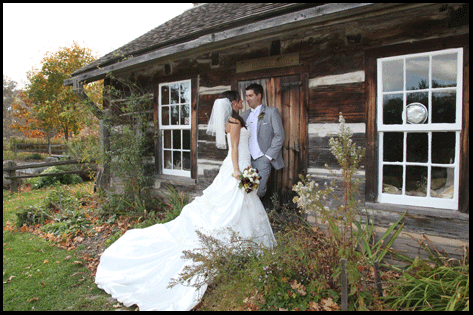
left=182, top=152, right=191, bottom=171
left=182, top=130, right=190, bottom=150
left=173, top=151, right=181, bottom=169
left=163, top=130, right=171, bottom=149
left=383, top=132, right=403, bottom=162
left=406, top=166, right=427, bottom=197
left=173, top=130, right=181, bottom=149
left=164, top=150, right=172, bottom=169
left=432, top=132, right=455, bottom=164
left=432, top=91, right=456, bottom=123
left=382, top=59, right=403, bottom=92
left=171, top=105, right=179, bottom=125
left=432, top=53, right=457, bottom=88
left=181, top=104, right=190, bottom=125
left=161, top=85, right=169, bottom=105
left=383, top=94, right=403, bottom=124
left=406, top=133, right=428, bottom=162
left=431, top=167, right=454, bottom=199
left=383, top=165, right=403, bottom=194
left=406, top=56, right=429, bottom=90
left=171, top=83, right=179, bottom=104
left=406, top=92, right=428, bottom=124
left=161, top=106, right=169, bottom=125
left=180, top=82, right=191, bottom=103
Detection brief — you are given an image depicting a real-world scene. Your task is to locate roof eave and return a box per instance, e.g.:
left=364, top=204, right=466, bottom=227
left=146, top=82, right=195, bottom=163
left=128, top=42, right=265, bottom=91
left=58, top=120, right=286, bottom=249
left=65, top=3, right=415, bottom=86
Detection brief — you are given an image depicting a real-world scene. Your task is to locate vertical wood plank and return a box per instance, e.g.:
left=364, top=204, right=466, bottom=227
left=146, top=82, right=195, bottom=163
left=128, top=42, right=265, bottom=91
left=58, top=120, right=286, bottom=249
left=364, top=52, right=378, bottom=203
left=191, top=76, right=199, bottom=180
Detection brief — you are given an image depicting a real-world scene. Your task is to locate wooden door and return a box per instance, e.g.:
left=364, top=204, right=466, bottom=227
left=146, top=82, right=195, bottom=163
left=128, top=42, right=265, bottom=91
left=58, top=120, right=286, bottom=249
left=238, top=74, right=306, bottom=198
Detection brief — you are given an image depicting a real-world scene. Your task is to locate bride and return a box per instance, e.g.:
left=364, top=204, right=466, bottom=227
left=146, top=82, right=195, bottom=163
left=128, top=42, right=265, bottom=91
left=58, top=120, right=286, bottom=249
left=95, top=91, right=276, bottom=311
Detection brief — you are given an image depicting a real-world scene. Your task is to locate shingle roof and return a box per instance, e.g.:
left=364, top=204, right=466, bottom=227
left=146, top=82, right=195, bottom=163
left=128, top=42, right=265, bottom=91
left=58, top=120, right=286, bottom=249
left=72, top=3, right=320, bottom=76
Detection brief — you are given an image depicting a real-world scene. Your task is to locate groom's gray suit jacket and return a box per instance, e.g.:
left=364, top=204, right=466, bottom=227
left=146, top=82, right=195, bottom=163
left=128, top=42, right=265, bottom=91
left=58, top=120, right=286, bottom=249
left=241, top=105, right=285, bottom=170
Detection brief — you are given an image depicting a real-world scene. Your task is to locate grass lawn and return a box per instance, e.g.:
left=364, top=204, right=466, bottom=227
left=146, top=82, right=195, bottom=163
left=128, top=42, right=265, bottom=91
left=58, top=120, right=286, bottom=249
left=3, top=186, right=135, bottom=311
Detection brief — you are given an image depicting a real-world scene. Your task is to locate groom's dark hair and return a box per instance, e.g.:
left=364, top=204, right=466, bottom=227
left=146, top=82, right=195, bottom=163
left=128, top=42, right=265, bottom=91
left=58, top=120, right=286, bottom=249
left=245, top=83, right=264, bottom=100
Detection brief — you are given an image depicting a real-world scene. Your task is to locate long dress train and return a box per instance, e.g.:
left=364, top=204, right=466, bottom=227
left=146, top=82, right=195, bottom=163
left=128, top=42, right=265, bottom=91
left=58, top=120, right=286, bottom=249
left=95, top=128, right=276, bottom=311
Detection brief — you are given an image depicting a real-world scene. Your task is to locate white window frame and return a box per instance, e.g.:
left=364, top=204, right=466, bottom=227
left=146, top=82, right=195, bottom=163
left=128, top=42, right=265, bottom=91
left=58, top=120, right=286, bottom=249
left=158, top=79, right=192, bottom=177
left=376, top=48, right=463, bottom=210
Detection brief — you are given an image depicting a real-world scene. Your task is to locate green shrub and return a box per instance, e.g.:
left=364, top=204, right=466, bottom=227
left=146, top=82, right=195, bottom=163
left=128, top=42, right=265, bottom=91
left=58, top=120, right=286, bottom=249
left=28, top=166, right=83, bottom=189
left=16, top=205, right=51, bottom=227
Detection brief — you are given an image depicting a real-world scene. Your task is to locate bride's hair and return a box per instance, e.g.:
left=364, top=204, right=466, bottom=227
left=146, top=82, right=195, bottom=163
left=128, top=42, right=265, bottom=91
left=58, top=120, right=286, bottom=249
left=219, top=91, right=246, bottom=129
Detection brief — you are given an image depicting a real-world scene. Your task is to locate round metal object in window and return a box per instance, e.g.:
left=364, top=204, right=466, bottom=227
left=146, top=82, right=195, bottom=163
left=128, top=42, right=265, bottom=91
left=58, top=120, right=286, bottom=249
left=406, top=102, right=428, bottom=124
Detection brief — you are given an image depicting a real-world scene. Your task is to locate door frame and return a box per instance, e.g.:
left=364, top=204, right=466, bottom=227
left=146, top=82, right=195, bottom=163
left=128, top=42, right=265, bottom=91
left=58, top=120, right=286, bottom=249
left=231, top=65, right=309, bottom=194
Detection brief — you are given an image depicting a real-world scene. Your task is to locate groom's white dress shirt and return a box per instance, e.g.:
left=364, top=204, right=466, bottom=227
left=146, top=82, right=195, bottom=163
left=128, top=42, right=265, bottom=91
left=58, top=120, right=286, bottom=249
left=247, top=104, right=272, bottom=161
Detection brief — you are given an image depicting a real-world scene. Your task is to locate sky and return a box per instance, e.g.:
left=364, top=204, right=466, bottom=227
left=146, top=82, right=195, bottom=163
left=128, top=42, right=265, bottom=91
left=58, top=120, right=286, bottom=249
left=3, top=3, right=194, bottom=90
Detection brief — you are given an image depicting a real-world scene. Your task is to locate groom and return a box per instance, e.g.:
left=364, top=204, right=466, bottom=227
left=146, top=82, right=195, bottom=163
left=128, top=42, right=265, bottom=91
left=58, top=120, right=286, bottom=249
left=241, top=83, right=285, bottom=199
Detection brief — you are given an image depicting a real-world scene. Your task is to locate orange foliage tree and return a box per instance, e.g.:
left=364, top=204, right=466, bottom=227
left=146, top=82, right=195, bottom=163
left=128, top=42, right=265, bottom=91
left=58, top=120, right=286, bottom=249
left=11, top=41, right=103, bottom=143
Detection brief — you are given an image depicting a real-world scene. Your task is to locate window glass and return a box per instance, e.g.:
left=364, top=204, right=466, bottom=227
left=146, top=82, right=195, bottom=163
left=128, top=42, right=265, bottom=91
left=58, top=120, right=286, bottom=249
left=383, top=94, right=403, bottom=124
left=432, top=53, right=457, bottom=88
left=432, top=91, right=456, bottom=123
left=382, top=59, right=403, bottom=92
left=406, top=56, right=429, bottom=90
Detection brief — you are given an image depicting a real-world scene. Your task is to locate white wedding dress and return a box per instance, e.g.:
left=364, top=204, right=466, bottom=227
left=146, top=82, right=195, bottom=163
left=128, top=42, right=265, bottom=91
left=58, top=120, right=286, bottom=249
left=95, top=127, right=276, bottom=311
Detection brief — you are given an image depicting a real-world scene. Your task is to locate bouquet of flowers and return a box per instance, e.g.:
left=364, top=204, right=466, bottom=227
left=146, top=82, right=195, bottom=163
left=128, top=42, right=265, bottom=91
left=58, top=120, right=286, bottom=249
left=238, top=166, right=261, bottom=193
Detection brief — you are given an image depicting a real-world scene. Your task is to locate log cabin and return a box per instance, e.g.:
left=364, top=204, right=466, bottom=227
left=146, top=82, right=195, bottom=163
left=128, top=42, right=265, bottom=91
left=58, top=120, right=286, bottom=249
left=65, top=3, right=469, bottom=260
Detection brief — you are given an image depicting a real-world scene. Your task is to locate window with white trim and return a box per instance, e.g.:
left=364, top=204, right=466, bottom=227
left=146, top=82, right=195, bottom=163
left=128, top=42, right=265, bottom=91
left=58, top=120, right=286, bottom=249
left=377, top=48, right=463, bottom=210
left=159, top=80, right=191, bottom=177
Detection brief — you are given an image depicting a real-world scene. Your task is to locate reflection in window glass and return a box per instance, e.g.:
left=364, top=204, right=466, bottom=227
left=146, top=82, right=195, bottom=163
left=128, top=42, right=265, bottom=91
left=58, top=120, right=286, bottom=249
left=181, top=104, right=190, bottom=125
left=173, top=130, right=181, bottom=149
left=163, top=130, right=171, bottom=149
left=406, top=133, right=428, bottom=162
left=383, top=94, right=403, bottom=124
left=432, top=54, right=457, bottom=88
left=383, top=165, right=403, bottom=194
left=432, top=91, right=456, bottom=123
left=173, top=151, right=182, bottom=169
left=171, top=84, right=179, bottom=104
left=164, top=151, right=172, bottom=169
left=183, top=130, right=191, bottom=150
left=182, top=152, right=191, bottom=171
left=161, top=86, right=169, bottom=105
left=432, top=132, right=455, bottom=164
left=431, top=167, right=454, bottom=199
left=171, top=105, right=179, bottom=125
left=180, top=82, right=191, bottom=103
left=406, top=56, right=429, bottom=90
left=406, top=166, right=427, bottom=197
left=161, top=106, right=169, bottom=125
left=383, top=132, right=403, bottom=162
left=382, top=59, right=403, bottom=92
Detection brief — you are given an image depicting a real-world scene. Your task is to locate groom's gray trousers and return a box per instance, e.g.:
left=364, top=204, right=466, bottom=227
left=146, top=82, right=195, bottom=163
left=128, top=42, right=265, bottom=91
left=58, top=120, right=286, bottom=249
left=251, top=156, right=272, bottom=198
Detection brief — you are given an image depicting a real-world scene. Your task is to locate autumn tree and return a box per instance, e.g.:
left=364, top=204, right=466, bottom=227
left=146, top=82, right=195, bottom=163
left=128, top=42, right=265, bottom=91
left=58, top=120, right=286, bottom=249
left=16, top=41, right=103, bottom=143
left=3, top=75, right=22, bottom=138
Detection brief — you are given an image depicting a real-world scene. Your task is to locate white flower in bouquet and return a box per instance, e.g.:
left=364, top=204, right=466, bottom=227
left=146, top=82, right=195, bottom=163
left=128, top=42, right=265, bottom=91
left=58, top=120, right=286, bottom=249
left=237, top=166, right=261, bottom=193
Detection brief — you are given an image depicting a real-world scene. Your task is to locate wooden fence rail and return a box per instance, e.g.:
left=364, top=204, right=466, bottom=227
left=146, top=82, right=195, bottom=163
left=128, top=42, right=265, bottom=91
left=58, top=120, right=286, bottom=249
left=13, top=143, right=68, bottom=159
left=4, top=159, right=97, bottom=194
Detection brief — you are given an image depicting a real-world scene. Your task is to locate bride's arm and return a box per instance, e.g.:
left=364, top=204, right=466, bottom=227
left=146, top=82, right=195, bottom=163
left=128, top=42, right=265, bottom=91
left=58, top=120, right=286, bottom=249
left=227, top=117, right=242, bottom=179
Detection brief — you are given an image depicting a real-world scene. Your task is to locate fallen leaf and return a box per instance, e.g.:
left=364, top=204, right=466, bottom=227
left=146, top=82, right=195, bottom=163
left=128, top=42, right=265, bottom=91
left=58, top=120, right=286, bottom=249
left=40, top=282, right=45, bottom=287
left=25, top=264, right=33, bottom=269
left=64, top=255, right=72, bottom=260
left=3, top=275, right=16, bottom=284
left=43, top=259, right=49, bottom=264
left=73, top=261, right=83, bottom=265
left=27, top=297, right=39, bottom=302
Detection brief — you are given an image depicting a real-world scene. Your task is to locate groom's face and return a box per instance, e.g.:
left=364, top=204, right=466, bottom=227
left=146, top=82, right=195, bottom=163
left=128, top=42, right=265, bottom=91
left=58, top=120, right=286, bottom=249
left=245, top=89, right=262, bottom=109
